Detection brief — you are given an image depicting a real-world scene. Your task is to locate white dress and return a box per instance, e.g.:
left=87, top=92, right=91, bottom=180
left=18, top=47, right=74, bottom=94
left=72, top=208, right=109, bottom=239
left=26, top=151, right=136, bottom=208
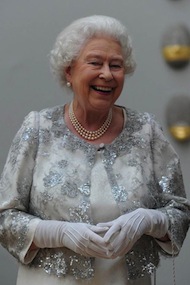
left=0, top=105, right=189, bottom=285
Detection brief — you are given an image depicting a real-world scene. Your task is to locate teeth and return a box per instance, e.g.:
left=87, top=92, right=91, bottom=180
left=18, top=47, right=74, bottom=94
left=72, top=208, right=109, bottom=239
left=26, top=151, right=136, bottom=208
left=95, top=86, right=112, bottom=92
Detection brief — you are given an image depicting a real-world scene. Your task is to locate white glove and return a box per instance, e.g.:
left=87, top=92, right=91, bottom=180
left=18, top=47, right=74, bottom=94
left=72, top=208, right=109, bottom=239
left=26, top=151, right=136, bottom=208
left=33, top=220, right=112, bottom=258
left=97, top=208, right=169, bottom=257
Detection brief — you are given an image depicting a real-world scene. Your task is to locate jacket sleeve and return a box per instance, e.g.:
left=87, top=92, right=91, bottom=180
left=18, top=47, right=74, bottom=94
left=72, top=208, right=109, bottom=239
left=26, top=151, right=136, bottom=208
left=0, top=111, right=41, bottom=264
left=150, top=114, right=190, bottom=255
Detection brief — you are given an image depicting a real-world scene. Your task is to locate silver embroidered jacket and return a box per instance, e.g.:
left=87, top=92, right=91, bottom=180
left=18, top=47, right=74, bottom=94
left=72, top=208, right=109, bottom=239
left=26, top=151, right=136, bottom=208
left=0, top=105, right=189, bottom=280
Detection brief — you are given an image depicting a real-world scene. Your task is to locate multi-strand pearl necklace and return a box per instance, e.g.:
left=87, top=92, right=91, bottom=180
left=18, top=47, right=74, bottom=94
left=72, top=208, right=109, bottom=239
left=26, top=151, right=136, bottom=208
left=69, top=101, right=112, bottom=140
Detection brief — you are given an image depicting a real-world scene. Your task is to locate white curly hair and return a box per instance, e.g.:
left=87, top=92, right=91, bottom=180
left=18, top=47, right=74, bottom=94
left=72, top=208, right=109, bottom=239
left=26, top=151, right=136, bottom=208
left=49, top=15, right=136, bottom=87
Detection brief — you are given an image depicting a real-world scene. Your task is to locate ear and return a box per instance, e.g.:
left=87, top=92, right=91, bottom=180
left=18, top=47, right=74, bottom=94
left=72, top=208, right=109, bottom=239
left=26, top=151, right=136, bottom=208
left=65, top=66, right=72, bottom=82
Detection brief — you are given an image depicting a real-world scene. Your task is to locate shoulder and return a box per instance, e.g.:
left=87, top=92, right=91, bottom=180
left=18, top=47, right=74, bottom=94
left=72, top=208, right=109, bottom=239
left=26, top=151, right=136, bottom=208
left=121, top=106, right=160, bottom=127
left=38, top=105, right=64, bottom=120
left=23, top=105, right=64, bottom=127
left=116, top=106, right=165, bottom=139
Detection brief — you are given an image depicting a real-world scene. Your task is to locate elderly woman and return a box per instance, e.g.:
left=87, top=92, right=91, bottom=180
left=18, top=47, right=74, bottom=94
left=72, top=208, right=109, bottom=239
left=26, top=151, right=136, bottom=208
left=0, top=15, right=189, bottom=285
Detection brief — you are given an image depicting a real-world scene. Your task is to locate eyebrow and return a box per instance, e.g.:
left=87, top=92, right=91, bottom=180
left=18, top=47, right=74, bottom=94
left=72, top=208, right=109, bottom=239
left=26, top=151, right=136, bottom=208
left=85, top=53, right=123, bottom=61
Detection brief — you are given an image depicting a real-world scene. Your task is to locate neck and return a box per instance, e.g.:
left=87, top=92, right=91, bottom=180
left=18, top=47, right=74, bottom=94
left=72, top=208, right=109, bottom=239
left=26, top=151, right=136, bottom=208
left=73, top=103, right=112, bottom=129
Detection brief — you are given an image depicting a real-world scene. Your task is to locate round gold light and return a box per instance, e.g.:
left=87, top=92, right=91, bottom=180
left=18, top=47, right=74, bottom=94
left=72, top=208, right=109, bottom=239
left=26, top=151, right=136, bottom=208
left=162, top=45, right=190, bottom=61
left=169, top=126, right=190, bottom=142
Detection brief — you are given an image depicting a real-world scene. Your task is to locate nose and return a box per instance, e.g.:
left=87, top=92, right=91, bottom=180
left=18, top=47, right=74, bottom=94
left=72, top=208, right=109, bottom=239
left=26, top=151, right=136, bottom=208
left=99, top=64, right=113, bottom=81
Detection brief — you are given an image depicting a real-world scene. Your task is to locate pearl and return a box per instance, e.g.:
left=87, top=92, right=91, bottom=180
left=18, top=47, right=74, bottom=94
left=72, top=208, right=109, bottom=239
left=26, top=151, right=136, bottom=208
left=69, top=101, right=112, bottom=141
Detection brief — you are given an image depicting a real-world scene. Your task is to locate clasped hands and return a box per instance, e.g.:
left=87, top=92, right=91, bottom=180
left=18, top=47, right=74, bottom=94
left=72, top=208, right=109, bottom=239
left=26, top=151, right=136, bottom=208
left=34, top=208, right=168, bottom=259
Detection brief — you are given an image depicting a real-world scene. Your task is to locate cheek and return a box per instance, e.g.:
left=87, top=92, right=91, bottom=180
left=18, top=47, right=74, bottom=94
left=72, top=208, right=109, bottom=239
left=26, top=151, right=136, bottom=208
left=117, top=75, right=125, bottom=88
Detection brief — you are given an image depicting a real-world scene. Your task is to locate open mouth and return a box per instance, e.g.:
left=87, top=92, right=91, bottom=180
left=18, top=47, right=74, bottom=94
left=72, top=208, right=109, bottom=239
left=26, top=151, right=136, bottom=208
left=92, top=86, right=113, bottom=93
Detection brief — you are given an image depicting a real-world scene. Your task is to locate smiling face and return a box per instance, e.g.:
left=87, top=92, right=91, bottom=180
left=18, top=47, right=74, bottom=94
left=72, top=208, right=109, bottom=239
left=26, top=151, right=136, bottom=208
left=65, top=36, right=125, bottom=113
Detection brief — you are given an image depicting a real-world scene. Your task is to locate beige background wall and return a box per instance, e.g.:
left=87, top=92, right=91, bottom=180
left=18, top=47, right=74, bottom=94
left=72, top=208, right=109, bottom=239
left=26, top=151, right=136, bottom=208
left=0, top=1, right=190, bottom=284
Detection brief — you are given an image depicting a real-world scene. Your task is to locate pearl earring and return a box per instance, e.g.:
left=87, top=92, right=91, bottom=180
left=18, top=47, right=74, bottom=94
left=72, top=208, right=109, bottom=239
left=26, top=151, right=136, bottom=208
left=66, top=81, right=71, bottom=88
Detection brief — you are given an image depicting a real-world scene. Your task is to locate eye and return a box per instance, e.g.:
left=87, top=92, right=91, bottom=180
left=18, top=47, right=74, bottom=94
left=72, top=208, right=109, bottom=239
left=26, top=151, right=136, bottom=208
left=111, top=64, right=121, bottom=68
left=89, top=61, right=102, bottom=66
left=110, top=64, right=122, bottom=70
left=110, top=61, right=123, bottom=69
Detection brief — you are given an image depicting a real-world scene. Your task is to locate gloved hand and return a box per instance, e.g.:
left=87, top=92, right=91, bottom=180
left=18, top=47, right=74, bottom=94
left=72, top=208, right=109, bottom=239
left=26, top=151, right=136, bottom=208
left=33, top=220, right=112, bottom=258
left=97, top=208, right=169, bottom=257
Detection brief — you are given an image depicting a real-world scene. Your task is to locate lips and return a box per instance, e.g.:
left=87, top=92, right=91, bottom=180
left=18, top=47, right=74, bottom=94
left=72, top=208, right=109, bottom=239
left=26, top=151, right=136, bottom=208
left=92, top=85, right=113, bottom=92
